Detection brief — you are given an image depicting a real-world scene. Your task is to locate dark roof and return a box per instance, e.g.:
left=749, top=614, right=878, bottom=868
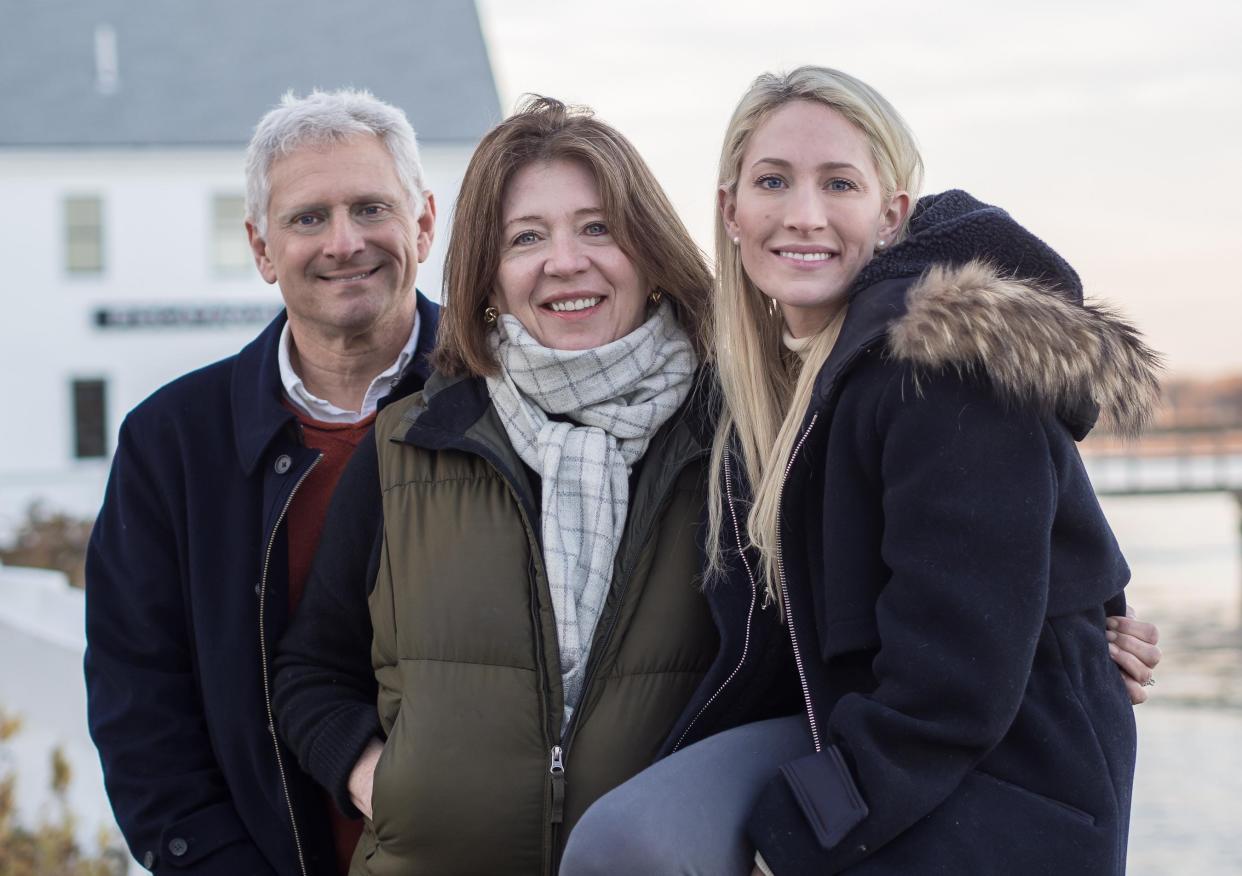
left=0, top=0, right=502, bottom=147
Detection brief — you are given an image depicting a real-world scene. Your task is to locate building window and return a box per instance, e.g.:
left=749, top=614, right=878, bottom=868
left=212, top=194, right=251, bottom=274
left=65, top=196, right=104, bottom=274
left=72, top=379, right=108, bottom=459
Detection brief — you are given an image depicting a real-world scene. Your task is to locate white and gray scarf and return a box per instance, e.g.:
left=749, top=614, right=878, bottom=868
left=486, top=303, right=697, bottom=728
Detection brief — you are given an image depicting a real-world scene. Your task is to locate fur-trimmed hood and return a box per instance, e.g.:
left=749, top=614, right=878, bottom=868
left=889, top=260, right=1162, bottom=436
left=818, top=191, right=1162, bottom=438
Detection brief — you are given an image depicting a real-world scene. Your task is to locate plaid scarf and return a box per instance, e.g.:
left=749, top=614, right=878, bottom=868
left=486, top=303, right=697, bottom=728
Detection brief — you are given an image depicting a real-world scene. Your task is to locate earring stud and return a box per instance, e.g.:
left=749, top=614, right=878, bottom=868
left=483, top=306, right=499, bottom=325
left=731, top=237, right=740, bottom=245
left=877, top=240, right=886, bottom=248
left=649, top=290, right=663, bottom=305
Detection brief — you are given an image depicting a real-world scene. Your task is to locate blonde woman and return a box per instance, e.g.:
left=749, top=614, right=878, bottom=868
left=562, top=67, right=1160, bottom=875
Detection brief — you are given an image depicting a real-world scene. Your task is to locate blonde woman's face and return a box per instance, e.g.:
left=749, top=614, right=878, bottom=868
left=494, top=160, right=649, bottom=350
left=720, top=101, right=906, bottom=338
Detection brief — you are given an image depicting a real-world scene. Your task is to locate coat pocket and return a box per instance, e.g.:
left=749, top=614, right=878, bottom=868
left=967, top=769, right=1096, bottom=826
left=845, top=769, right=1109, bottom=876
left=364, top=660, right=548, bottom=874
left=365, top=705, right=403, bottom=869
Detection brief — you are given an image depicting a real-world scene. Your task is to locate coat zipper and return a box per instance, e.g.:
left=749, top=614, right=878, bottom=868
left=670, top=450, right=758, bottom=753
left=258, top=452, right=321, bottom=876
left=777, top=415, right=824, bottom=752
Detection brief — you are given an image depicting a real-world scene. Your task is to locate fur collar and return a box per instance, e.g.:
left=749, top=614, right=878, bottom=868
left=887, top=260, right=1162, bottom=436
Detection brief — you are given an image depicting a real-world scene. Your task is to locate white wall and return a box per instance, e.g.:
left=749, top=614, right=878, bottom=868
left=0, top=144, right=471, bottom=533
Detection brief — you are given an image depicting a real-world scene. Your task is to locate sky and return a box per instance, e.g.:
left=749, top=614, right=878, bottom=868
left=476, top=0, right=1242, bottom=377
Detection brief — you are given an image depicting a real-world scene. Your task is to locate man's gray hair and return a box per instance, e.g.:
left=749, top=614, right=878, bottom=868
left=245, top=88, right=427, bottom=235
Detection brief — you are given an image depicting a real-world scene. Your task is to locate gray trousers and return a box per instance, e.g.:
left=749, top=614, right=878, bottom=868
left=560, top=715, right=813, bottom=876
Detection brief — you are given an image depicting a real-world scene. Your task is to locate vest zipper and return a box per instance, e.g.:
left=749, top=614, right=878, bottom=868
left=549, top=745, right=566, bottom=824
left=777, top=415, right=823, bottom=752
left=547, top=440, right=698, bottom=869
left=670, top=450, right=758, bottom=753
left=258, top=452, right=321, bottom=876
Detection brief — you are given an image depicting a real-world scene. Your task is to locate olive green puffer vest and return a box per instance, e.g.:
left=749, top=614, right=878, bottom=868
left=353, top=376, right=719, bottom=876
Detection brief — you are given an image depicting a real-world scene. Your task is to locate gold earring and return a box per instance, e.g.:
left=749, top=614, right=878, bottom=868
left=649, top=290, right=662, bottom=305
left=483, top=306, right=499, bottom=325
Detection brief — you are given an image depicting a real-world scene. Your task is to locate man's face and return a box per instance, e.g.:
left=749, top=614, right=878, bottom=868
left=247, top=134, right=434, bottom=342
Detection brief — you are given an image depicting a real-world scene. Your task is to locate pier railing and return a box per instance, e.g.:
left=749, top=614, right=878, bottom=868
left=1081, top=427, right=1242, bottom=497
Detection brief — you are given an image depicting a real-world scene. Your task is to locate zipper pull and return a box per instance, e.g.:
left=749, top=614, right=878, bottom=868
left=549, top=745, right=566, bottom=824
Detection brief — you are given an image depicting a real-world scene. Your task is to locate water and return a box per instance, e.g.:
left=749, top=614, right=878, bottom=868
left=1100, top=493, right=1242, bottom=874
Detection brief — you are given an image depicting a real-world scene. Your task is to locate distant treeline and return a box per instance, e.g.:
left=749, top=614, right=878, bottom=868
left=1155, top=374, right=1242, bottom=431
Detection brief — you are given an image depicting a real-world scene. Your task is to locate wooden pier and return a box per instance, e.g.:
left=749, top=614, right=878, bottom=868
left=1081, top=427, right=1242, bottom=498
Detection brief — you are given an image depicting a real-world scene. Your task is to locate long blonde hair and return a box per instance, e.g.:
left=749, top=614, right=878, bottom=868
left=706, top=67, right=924, bottom=604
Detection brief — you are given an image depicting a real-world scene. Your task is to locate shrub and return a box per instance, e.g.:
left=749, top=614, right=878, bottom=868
left=0, top=503, right=92, bottom=589
left=0, top=708, right=126, bottom=875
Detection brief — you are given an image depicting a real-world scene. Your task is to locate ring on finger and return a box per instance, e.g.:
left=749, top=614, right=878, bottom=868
left=1140, top=676, right=1156, bottom=688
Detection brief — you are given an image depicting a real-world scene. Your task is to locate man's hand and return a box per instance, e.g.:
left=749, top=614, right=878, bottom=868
left=1107, top=605, right=1162, bottom=704
left=347, top=738, right=384, bottom=819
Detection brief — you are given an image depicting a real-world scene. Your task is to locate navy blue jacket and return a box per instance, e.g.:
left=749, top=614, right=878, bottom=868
left=667, top=193, right=1160, bottom=874
left=84, top=294, right=438, bottom=875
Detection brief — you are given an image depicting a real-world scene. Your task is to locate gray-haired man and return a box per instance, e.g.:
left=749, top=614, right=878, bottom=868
left=85, top=89, right=438, bottom=875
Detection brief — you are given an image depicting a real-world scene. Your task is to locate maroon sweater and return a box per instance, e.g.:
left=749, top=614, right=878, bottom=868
left=284, top=403, right=377, bottom=875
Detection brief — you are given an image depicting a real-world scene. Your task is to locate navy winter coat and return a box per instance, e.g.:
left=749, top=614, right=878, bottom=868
left=666, top=193, right=1160, bottom=874
left=84, top=294, right=438, bottom=875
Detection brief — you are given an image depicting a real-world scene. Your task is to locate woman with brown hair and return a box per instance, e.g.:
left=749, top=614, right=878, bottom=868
left=273, top=96, right=731, bottom=875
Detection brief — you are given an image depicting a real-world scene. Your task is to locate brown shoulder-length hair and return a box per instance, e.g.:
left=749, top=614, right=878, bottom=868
left=431, top=96, right=712, bottom=377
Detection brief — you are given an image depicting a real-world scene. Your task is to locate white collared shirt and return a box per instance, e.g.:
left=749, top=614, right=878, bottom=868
left=278, top=310, right=421, bottom=424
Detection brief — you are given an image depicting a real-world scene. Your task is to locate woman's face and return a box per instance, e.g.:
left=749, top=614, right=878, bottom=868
left=494, top=159, right=649, bottom=351
left=721, top=100, right=908, bottom=338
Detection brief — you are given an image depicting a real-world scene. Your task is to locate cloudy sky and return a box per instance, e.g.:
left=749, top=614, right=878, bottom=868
left=477, top=0, right=1242, bottom=377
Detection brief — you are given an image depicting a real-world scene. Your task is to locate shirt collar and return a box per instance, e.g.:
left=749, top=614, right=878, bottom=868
left=278, top=309, right=421, bottom=424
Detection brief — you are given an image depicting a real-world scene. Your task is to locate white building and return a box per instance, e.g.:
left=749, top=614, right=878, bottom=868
left=0, top=0, right=501, bottom=534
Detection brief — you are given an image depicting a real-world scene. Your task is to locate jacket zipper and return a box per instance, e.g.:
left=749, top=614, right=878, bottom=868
left=777, top=415, right=824, bottom=752
left=549, top=744, right=566, bottom=825
left=258, top=452, right=321, bottom=876
left=670, top=450, right=758, bottom=753
left=547, top=439, right=698, bottom=865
